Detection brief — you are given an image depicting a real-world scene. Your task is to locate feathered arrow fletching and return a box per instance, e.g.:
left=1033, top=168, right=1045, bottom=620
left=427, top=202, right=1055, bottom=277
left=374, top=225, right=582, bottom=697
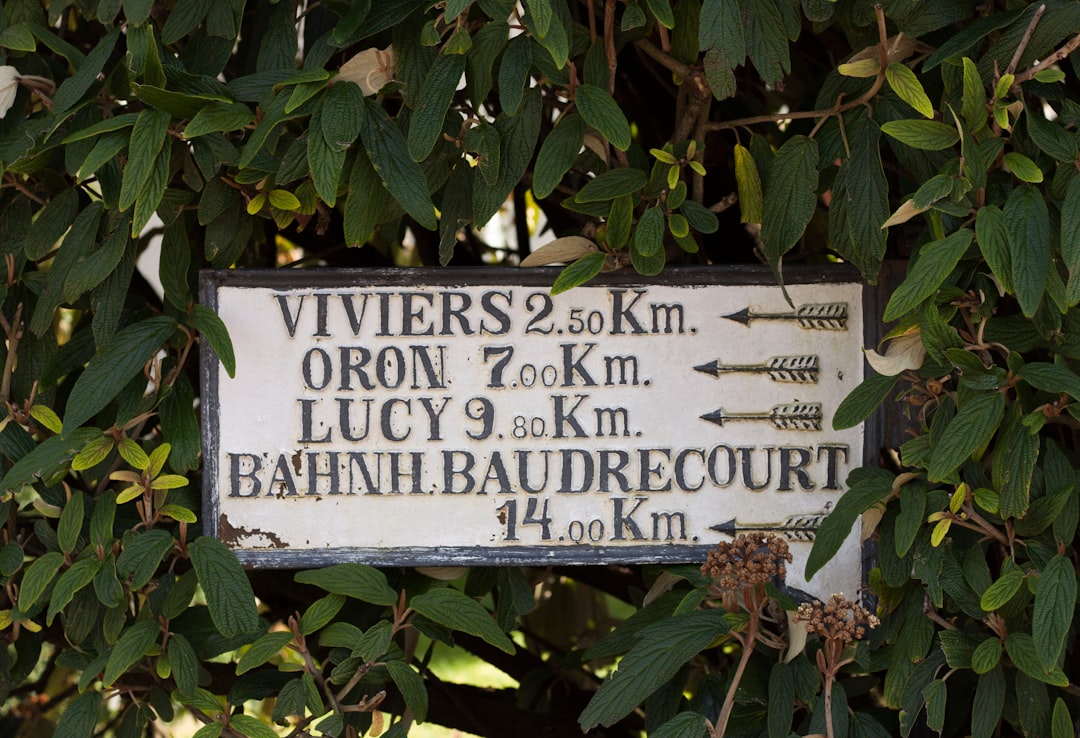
left=693, top=355, right=819, bottom=383
left=710, top=512, right=828, bottom=541
left=700, top=403, right=823, bottom=431
left=720, top=303, right=848, bottom=330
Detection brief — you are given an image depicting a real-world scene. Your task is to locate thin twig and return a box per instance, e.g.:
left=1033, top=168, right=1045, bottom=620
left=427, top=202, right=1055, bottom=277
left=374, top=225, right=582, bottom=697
left=604, top=0, right=617, bottom=95
left=635, top=38, right=695, bottom=79
left=0, top=304, right=23, bottom=405
left=706, top=4, right=889, bottom=134
left=1013, top=31, right=1080, bottom=87
left=1006, top=4, right=1045, bottom=76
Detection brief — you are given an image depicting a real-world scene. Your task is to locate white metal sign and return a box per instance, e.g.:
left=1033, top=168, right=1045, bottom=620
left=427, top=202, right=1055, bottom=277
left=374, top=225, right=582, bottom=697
left=201, top=268, right=870, bottom=600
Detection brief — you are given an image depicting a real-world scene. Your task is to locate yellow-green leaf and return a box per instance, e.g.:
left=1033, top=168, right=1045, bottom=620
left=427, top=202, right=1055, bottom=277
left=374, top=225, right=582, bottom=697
left=118, top=438, right=150, bottom=471
left=886, top=63, right=934, bottom=118
left=733, top=144, right=763, bottom=224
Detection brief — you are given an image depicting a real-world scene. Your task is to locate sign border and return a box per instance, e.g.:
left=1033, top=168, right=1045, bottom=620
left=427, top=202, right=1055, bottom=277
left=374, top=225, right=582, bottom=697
left=199, top=265, right=881, bottom=570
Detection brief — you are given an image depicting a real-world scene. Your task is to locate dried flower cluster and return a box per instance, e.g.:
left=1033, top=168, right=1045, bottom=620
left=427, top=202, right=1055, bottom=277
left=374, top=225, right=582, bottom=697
left=701, top=534, right=792, bottom=590
left=796, top=593, right=880, bottom=643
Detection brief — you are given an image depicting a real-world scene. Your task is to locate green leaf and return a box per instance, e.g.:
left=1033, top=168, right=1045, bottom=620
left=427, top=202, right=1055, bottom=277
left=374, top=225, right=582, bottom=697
left=236, top=631, right=293, bottom=675
left=407, top=54, right=465, bottom=162
left=644, top=0, right=675, bottom=28
left=923, top=679, right=947, bottom=733
left=1019, top=363, right=1080, bottom=400
left=607, top=194, right=633, bottom=249
left=576, top=168, right=647, bottom=203
left=975, top=205, right=1013, bottom=294
left=229, top=714, right=280, bottom=738
left=294, top=563, right=397, bottom=605
left=927, top=390, right=1004, bottom=482
left=1052, top=699, right=1073, bottom=738
left=886, top=63, right=934, bottom=118
left=971, top=637, right=1002, bottom=674
left=116, top=529, right=173, bottom=589
left=25, top=188, right=80, bottom=261
left=62, top=113, right=141, bottom=143
left=321, top=81, right=364, bottom=153
left=168, top=633, right=199, bottom=695
left=680, top=200, right=719, bottom=234
left=1025, top=109, right=1077, bottom=162
left=834, top=372, right=897, bottom=430
left=575, top=84, right=631, bottom=151
left=552, top=253, right=605, bottom=295
left=881, top=119, right=960, bottom=150
left=1005, top=184, right=1049, bottom=317
left=993, top=405, right=1038, bottom=519
left=52, top=28, right=121, bottom=114
left=768, top=661, right=795, bottom=738
left=744, top=0, right=789, bottom=87
left=1006, top=632, right=1069, bottom=686
left=839, top=117, right=889, bottom=279
left=473, top=88, right=542, bottom=224
left=188, top=537, right=259, bottom=637
left=760, top=135, right=819, bottom=278
left=807, top=468, right=894, bottom=579
left=18, top=551, right=64, bottom=611
left=633, top=206, right=666, bottom=258
left=183, top=102, right=254, bottom=139
left=733, top=143, right=763, bottom=224
left=497, top=34, right=531, bottom=115
left=1063, top=177, right=1080, bottom=301
left=883, top=229, right=973, bottom=321
left=972, top=666, right=1005, bottom=738
left=162, top=0, right=211, bottom=44
left=653, top=712, right=709, bottom=738
left=525, top=0, right=553, bottom=36
left=0, top=24, right=36, bottom=52
left=361, top=99, right=437, bottom=230
left=57, top=490, right=84, bottom=554
left=410, top=587, right=515, bottom=654
left=307, top=112, right=347, bottom=207
left=46, top=558, right=101, bottom=625
left=119, top=109, right=170, bottom=212
left=387, top=660, right=429, bottom=723
left=579, top=609, right=728, bottom=729
left=63, top=316, right=177, bottom=431
left=300, top=593, right=345, bottom=635
left=344, top=148, right=388, bottom=248
left=961, top=58, right=988, bottom=131
left=1003, top=152, right=1043, bottom=183
left=980, top=567, right=1023, bottom=611
left=0, top=428, right=99, bottom=497
left=104, top=619, right=160, bottom=686
left=54, top=692, right=102, bottom=738
left=1033, top=555, right=1077, bottom=671
left=189, top=304, right=235, bottom=379
left=0, top=543, right=23, bottom=576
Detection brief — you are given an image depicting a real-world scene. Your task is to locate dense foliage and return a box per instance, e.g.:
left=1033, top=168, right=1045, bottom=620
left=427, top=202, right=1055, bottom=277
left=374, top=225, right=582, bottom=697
left=1, top=0, right=1080, bottom=736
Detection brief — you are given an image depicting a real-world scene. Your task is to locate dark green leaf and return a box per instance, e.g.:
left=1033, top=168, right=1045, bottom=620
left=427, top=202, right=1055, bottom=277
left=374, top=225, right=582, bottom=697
left=834, top=372, right=897, bottom=430
left=551, top=253, right=605, bottom=295
left=1025, top=108, right=1078, bottom=162
left=229, top=714, right=280, bottom=738
left=760, top=135, right=819, bottom=278
left=532, top=112, right=585, bottom=199
left=294, top=563, right=397, bottom=605
left=117, top=529, right=174, bottom=589
left=236, top=631, right=293, bottom=675
left=407, top=54, right=465, bottom=162
left=1006, top=632, right=1069, bottom=686
left=579, top=609, right=728, bottom=729
left=838, top=118, right=889, bottom=279
left=387, top=661, right=429, bottom=723
left=972, top=666, right=1005, bottom=738
left=498, top=35, right=531, bottom=115
left=680, top=200, right=719, bottom=234
left=52, top=28, right=121, bottom=114
left=300, top=593, right=345, bottom=635
left=975, top=205, right=1013, bottom=294
left=633, top=206, right=666, bottom=258
left=971, top=638, right=1002, bottom=674
left=1033, top=555, right=1077, bottom=671
left=18, top=551, right=63, bottom=612
left=104, top=620, right=160, bottom=686
left=189, top=304, right=235, bottom=379
left=883, top=229, right=973, bottom=321
left=46, top=558, right=101, bottom=625
left=881, top=120, right=960, bottom=150
left=410, top=587, right=515, bottom=653
left=993, top=403, right=1039, bottom=518
left=361, top=100, right=437, bottom=230
left=189, top=537, right=259, bottom=637
left=184, top=102, right=254, bottom=139
left=168, top=633, right=199, bottom=695
left=923, top=679, right=947, bottom=733
left=980, top=566, right=1023, bottom=611
left=744, top=0, right=789, bottom=87
left=607, top=194, right=633, bottom=249
left=25, top=188, right=80, bottom=261
left=807, top=468, right=894, bottom=579
left=1063, top=177, right=1080, bottom=302
left=927, top=390, right=1004, bottom=482
left=64, top=316, right=177, bottom=431
left=1052, top=699, right=1073, bottom=738
left=652, top=712, right=708, bottom=738
left=119, top=109, right=170, bottom=212
left=1019, top=362, right=1080, bottom=400
left=768, top=661, right=795, bottom=738
left=57, top=490, right=85, bottom=554
left=62, top=113, right=141, bottom=144
left=924, top=11, right=1021, bottom=70
left=54, top=692, right=102, bottom=738
left=1005, top=184, right=1050, bottom=317
left=0, top=428, right=98, bottom=498
left=472, top=88, right=542, bottom=224
left=576, top=84, right=631, bottom=151
left=577, top=169, right=647, bottom=203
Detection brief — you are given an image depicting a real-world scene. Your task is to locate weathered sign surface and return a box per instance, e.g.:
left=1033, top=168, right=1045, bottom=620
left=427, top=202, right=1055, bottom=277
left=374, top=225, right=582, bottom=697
left=201, top=267, right=871, bottom=600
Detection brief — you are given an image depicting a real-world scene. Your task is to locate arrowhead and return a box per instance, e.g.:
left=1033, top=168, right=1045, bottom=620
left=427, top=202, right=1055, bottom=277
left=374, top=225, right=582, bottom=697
left=709, top=519, right=737, bottom=536
left=700, top=409, right=725, bottom=427
left=720, top=307, right=751, bottom=325
left=693, top=360, right=720, bottom=377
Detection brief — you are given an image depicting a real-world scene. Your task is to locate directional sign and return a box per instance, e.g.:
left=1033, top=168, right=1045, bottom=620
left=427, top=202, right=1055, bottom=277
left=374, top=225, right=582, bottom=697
left=200, top=267, right=871, bottom=601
